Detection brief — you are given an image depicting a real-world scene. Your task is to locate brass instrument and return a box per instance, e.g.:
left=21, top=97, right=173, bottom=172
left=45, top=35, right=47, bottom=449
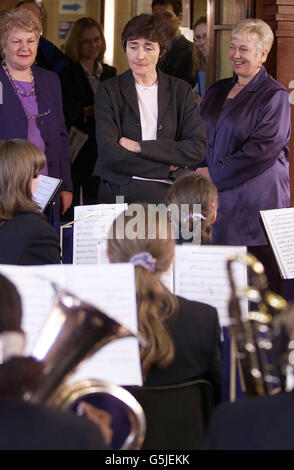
left=28, top=283, right=146, bottom=449
left=227, top=253, right=287, bottom=396
left=272, top=303, right=294, bottom=393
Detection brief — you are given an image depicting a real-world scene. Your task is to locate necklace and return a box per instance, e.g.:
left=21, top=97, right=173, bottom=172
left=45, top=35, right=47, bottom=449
left=235, top=80, right=247, bottom=87
left=2, top=61, right=35, bottom=97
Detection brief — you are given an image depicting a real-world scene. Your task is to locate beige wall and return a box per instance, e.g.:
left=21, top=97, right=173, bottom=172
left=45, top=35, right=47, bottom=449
left=1, top=0, right=15, bottom=11
left=42, top=0, right=101, bottom=50
left=192, top=0, right=207, bottom=27
left=113, top=0, right=132, bottom=74
left=42, top=0, right=131, bottom=72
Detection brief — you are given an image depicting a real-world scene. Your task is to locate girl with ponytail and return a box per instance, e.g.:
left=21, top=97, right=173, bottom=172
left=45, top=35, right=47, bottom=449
left=107, top=205, right=222, bottom=402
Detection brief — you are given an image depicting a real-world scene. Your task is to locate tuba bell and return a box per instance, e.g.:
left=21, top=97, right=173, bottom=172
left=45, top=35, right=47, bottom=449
left=27, top=283, right=146, bottom=449
left=227, top=252, right=287, bottom=396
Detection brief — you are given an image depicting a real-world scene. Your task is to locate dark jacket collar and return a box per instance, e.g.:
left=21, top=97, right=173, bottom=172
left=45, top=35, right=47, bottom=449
left=119, top=68, right=172, bottom=124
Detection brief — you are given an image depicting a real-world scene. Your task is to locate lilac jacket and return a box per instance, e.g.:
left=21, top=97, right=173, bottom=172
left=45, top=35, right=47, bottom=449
left=0, top=65, right=72, bottom=219
left=200, top=67, right=290, bottom=246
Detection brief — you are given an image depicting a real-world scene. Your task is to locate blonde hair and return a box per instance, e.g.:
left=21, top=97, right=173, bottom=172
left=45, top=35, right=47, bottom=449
left=0, top=139, right=45, bottom=222
left=107, top=205, right=178, bottom=380
left=232, top=18, right=274, bottom=54
left=0, top=8, right=41, bottom=57
left=64, top=17, right=106, bottom=64
left=166, top=173, right=218, bottom=243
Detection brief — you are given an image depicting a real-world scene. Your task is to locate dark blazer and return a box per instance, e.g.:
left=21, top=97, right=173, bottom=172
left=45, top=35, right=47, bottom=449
left=144, top=295, right=222, bottom=404
left=204, top=391, right=294, bottom=450
left=93, top=69, right=207, bottom=186
left=200, top=67, right=290, bottom=246
left=0, top=399, right=107, bottom=450
left=158, top=34, right=195, bottom=87
left=36, top=36, right=69, bottom=75
left=60, top=61, right=116, bottom=178
left=0, top=212, right=60, bottom=265
left=0, top=65, right=72, bottom=220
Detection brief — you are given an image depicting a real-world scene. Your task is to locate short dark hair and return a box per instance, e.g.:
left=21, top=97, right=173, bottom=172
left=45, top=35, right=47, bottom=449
left=151, top=0, right=183, bottom=16
left=121, top=14, right=170, bottom=55
left=193, top=16, right=207, bottom=30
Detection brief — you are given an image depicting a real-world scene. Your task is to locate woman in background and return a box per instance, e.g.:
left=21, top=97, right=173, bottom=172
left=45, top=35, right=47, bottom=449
left=198, top=18, right=290, bottom=294
left=94, top=14, right=207, bottom=205
left=107, top=205, right=221, bottom=403
left=60, top=17, right=116, bottom=210
left=192, top=16, right=207, bottom=103
left=0, top=8, right=72, bottom=221
left=0, top=139, right=60, bottom=265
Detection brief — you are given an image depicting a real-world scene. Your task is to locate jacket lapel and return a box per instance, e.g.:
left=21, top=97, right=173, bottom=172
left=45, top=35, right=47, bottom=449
left=157, top=69, right=172, bottom=126
left=215, top=67, right=267, bottom=134
left=119, top=69, right=140, bottom=120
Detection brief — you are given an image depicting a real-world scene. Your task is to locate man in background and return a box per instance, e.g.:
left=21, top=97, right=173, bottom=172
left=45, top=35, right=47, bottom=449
left=152, top=0, right=195, bottom=86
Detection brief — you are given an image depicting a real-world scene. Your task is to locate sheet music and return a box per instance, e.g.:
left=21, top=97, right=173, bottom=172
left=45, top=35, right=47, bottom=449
left=160, top=264, right=174, bottom=292
left=73, top=204, right=127, bottom=264
left=174, top=245, right=248, bottom=327
left=65, top=264, right=141, bottom=386
left=33, top=174, right=62, bottom=212
left=0, top=264, right=142, bottom=386
left=260, top=207, right=294, bottom=279
left=0, top=265, right=64, bottom=354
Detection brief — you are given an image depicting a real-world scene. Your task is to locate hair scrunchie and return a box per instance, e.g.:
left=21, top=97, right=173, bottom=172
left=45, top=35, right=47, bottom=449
left=129, top=252, right=156, bottom=273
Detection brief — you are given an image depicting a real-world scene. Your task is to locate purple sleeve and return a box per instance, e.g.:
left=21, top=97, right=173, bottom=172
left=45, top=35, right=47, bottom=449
left=210, top=89, right=290, bottom=191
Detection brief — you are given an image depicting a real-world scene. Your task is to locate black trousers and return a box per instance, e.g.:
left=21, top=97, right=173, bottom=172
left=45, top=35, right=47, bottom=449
left=98, top=179, right=172, bottom=205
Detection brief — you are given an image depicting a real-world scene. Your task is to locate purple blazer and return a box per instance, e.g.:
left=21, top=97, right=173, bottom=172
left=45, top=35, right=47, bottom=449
left=0, top=65, right=72, bottom=219
left=200, top=67, right=290, bottom=246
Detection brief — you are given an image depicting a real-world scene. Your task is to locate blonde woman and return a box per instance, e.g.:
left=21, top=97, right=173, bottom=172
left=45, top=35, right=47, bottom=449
left=60, top=17, right=116, bottom=208
left=107, top=205, right=221, bottom=402
left=199, top=18, right=290, bottom=294
left=0, top=139, right=60, bottom=265
left=0, top=8, right=72, bottom=221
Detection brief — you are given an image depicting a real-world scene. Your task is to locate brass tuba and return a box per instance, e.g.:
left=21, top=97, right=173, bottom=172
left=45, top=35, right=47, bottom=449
left=27, top=283, right=146, bottom=449
left=227, top=253, right=287, bottom=396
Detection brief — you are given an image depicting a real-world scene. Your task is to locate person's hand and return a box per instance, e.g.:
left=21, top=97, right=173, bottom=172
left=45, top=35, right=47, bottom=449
left=119, top=137, right=141, bottom=153
left=78, top=402, right=113, bottom=445
left=194, top=93, right=203, bottom=107
left=195, top=166, right=212, bottom=181
left=83, top=106, right=94, bottom=118
left=169, top=165, right=180, bottom=171
left=60, top=190, right=73, bottom=215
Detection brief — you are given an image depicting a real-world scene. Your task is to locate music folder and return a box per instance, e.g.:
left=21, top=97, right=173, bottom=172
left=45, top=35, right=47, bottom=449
left=260, top=207, right=294, bottom=279
left=33, top=174, right=62, bottom=212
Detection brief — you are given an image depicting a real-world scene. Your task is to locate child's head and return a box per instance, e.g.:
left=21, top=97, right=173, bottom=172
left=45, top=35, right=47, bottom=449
left=0, top=139, right=45, bottom=220
left=166, top=173, right=218, bottom=243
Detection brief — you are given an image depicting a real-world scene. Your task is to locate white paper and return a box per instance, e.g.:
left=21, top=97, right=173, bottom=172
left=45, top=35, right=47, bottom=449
left=68, top=126, right=88, bottom=163
left=260, top=207, right=294, bottom=279
left=174, top=245, right=248, bottom=327
left=73, top=204, right=127, bottom=264
left=0, top=264, right=142, bottom=386
left=33, top=174, right=61, bottom=212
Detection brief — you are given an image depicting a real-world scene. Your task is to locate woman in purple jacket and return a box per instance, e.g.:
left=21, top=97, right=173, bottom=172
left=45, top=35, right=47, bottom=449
left=198, top=18, right=290, bottom=293
left=0, top=8, right=72, bottom=222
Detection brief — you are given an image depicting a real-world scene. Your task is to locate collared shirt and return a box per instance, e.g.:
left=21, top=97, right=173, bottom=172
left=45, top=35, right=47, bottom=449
left=80, top=60, right=103, bottom=95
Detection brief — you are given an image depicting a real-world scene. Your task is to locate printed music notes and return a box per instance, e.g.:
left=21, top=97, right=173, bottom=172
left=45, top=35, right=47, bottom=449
left=33, top=174, right=62, bottom=212
left=260, top=207, right=294, bottom=279
left=174, top=245, right=248, bottom=327
left=73, top=204, right=127, bottom=264
left=0, top=263, right=142, bottom=386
